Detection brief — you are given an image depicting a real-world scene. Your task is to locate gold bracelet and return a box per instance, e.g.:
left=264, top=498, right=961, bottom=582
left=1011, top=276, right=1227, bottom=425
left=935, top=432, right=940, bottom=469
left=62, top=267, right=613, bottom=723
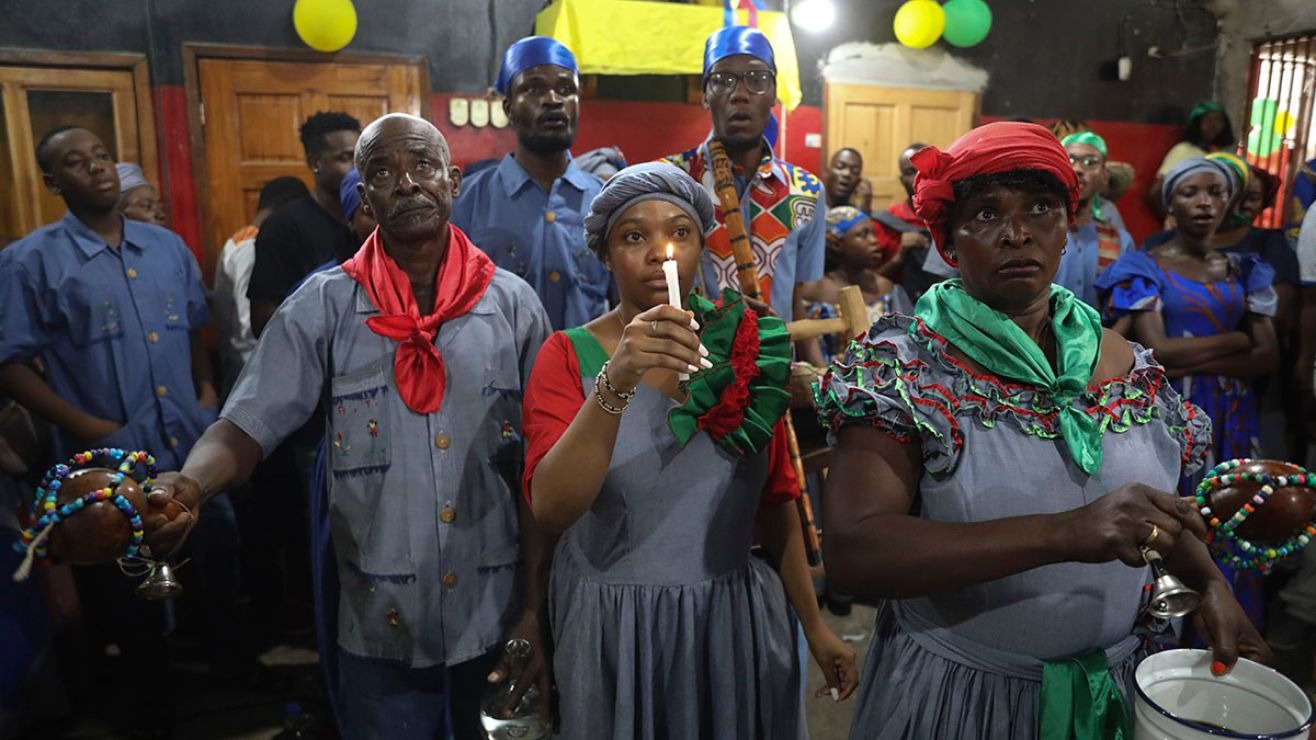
left=593, top=385, right=626, bottom=415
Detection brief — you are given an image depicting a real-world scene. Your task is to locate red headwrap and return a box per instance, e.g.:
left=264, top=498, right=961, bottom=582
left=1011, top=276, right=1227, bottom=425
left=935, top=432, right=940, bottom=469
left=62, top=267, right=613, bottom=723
left=342, top=224, right=496, bottom=414
left=911, top=122, right=1079, bottom=266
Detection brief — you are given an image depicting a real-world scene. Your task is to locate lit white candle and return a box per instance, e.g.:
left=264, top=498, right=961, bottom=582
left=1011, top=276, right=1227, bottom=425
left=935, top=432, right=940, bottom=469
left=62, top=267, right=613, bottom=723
left=662, top=244, right=688, bottom=381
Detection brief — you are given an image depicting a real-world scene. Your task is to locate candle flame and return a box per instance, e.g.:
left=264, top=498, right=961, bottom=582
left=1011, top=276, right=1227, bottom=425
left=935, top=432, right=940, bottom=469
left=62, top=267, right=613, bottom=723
left=666, top=243, right=674, bottom=260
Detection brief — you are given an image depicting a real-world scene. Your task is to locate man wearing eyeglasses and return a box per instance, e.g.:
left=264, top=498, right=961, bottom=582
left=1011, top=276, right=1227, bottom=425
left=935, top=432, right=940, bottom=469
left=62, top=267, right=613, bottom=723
left=1054, top=131, right=1135, bottom=308
left=662, top=26, right=826, bottom=332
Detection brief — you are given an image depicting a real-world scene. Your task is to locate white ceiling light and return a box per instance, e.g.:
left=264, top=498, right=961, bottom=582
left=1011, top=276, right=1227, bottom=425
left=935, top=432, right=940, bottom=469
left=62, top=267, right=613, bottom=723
left=791, top=0, right=836, bottom=33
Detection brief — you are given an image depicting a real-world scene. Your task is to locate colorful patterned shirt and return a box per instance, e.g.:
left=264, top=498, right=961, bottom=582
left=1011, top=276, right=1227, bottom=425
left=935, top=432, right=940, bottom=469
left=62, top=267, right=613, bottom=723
left=662, top=141, right=826, bottom=320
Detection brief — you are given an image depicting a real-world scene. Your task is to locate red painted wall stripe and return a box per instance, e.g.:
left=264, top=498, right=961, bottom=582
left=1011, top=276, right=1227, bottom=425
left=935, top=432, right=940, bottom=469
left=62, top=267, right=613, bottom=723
left=154, top=84, right=206, bottom=271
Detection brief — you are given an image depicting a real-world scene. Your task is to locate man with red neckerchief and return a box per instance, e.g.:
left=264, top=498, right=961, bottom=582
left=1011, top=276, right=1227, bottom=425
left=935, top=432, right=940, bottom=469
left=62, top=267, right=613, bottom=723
left=141, top=114, right=552, bottom=738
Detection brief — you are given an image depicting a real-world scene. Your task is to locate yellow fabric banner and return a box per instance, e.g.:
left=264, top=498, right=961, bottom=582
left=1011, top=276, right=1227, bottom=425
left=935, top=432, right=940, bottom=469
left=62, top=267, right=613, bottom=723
left=534, top=0, right=803, bottom=110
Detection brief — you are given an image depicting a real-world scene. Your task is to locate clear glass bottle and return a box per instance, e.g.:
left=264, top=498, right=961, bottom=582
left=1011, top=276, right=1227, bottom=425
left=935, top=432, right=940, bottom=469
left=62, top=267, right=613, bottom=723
left=479, top=639, right=550, bottom=740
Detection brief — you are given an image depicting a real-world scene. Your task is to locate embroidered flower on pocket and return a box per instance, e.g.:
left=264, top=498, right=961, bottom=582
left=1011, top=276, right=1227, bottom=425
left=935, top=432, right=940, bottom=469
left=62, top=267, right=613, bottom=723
left=334, top=431, right=351, bottom=454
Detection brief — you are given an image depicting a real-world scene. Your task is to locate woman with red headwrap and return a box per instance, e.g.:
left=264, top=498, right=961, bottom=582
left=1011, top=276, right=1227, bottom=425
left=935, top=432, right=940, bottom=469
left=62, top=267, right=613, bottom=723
left=815, top=122, right=1267, bottom=738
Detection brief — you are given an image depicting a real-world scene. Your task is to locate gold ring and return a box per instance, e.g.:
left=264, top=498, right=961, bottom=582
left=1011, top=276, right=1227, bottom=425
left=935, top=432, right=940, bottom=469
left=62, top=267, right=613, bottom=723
left=1142, top=523, right=1160, bottom=547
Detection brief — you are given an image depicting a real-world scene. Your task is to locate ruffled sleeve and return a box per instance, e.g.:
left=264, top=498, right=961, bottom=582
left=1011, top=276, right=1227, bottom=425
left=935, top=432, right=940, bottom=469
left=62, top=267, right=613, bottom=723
left=1146, top=355, right=1214, bottom=476
left=814, top=316, right=963, bottom=478
left=1094, top=251, right=1164, bottom=323
left=521, top=331, right=585, bottom=504
left=1228, top=252, right=1278, bottom=317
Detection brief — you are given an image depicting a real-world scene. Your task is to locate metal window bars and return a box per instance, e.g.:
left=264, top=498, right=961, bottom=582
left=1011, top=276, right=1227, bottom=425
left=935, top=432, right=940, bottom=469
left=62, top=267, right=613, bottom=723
left=1240, top=32, right=1316, bottom=230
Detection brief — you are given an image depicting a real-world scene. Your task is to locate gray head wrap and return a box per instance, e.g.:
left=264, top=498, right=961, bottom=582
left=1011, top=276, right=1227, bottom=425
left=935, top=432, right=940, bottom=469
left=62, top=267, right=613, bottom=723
left=115, top=163, right=150, bottom=195
left=1162, top=157, right=1233, bottom=207
left=584, top=162, right=716, bottom=255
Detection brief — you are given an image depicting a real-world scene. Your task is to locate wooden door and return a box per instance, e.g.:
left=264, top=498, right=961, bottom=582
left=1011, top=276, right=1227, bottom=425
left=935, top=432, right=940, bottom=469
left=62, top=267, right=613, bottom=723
left=0, top=63, right=156, bottom=246
left=197, top=58, right=424, bottom=262
left=824, top=83, right=979, bottom=211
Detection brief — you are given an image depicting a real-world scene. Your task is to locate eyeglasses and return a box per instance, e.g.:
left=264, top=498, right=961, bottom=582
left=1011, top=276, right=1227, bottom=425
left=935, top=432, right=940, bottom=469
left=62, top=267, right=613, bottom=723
left=1068, top=154, right=1105, bottom=169
left=706, top=70, right=775, bottom=97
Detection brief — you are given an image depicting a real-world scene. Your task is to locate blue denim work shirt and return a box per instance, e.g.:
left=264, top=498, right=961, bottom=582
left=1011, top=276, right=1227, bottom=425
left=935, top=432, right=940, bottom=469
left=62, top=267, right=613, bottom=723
left=222, top=266, right=550, bottom=667
left=452, top=154, right=608, bottom=330
left=1054, top=220, right=1136, bottom=307
left=0, top=212, right=214, bottom=469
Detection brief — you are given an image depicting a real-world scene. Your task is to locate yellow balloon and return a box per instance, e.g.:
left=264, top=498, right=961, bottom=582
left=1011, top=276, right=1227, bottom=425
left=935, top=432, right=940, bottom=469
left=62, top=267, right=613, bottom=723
left=294, top=0, right=358, bottom=53
left=894, top=0, right=946, bottom=49
left=1273, top=110, right=1295, bottom=137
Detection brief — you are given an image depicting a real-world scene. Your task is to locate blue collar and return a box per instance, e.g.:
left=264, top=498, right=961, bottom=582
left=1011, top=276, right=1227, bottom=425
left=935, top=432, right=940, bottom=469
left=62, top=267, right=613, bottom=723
left=61, top=211, right=146, bottom=259
left=496, top=152, right=596, bottom=198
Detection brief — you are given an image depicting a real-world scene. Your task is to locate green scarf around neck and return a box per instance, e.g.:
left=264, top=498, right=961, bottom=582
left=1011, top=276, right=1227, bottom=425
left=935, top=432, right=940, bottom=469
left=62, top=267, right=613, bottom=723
left=914, top=279, right=1105, bottom=475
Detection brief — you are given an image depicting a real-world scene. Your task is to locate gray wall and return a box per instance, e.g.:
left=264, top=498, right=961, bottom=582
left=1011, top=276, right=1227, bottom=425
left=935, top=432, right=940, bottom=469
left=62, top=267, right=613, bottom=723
left=1214, top=0, right=1316, bottom=118
left=0, top=0, right=543, bottom=91
left=1, top=0, right=1229, bottom=123
left=787, top=0, right=1220, bottom=123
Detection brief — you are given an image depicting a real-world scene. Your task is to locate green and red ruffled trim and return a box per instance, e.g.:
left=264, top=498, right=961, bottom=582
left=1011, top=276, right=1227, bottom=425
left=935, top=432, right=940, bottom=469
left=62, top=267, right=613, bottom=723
left=668, top=290, right=791, bottom=457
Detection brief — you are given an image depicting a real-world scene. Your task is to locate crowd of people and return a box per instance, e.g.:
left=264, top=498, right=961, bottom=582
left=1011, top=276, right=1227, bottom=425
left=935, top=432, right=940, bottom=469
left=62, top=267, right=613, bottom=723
left=1, top=21, right=1315, bottom=740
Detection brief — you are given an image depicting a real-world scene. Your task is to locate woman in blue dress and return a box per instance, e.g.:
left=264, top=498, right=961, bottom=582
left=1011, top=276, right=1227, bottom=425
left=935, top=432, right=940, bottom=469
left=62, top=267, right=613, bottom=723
left=1097, top=157, right=1278, bottom=487
left=1096, top=156, right=1279, bottom=626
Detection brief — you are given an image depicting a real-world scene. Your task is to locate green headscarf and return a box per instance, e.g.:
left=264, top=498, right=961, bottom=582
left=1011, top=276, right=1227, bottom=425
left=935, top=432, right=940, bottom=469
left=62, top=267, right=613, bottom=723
left=1189, top=100, right=1225, bottom=123
left=1060, top=131, right=1108, bottom=157
left=914, top=279, right=1106, bottom=475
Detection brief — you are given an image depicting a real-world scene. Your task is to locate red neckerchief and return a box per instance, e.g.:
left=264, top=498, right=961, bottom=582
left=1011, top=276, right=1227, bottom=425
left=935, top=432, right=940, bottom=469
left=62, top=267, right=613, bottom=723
left=341, top=224, right=495, bottom=414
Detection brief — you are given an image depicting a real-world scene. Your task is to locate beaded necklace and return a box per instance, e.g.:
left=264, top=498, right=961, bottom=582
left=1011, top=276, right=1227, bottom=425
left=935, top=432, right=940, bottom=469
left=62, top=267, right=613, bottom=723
left=1193, top=458, right=1316, bottom=571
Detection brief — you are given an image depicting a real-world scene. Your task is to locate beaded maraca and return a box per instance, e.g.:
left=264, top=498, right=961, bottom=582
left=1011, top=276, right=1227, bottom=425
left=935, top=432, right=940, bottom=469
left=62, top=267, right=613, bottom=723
left=1192, top=459, right=1316, bottom=572
left=13, top=448, right=187, bottom=598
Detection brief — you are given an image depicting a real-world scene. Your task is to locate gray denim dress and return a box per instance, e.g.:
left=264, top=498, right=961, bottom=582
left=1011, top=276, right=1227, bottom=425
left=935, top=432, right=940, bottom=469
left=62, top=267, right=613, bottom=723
left=816, top=316, right=1211, bottom=740
left=548, top=333, right=806, bottom=740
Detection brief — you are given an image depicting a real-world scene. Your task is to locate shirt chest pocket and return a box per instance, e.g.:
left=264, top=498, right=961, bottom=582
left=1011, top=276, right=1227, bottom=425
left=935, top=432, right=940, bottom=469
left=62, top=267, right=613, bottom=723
left=158, top=284, right=189, bottom=332
left=67, top=289, right=125, bottom=348
left=329, top=366, right=392, bottom=478
left=481, top=365, right=523, bottom=471
left=468, top=226, right=530, bottom=278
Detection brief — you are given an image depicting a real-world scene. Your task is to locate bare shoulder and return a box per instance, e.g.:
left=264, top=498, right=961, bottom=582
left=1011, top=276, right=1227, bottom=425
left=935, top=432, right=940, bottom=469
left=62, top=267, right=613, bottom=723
left=1093, top=328, right=1135, bottom=382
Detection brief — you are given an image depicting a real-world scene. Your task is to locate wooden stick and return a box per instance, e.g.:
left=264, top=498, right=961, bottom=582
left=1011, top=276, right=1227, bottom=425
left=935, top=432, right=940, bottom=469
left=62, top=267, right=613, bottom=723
left=706, top=139, right=762, bottom=299
left=704, top=138, right=820, bottom=564
left=783, top=412, right=823, bottom=566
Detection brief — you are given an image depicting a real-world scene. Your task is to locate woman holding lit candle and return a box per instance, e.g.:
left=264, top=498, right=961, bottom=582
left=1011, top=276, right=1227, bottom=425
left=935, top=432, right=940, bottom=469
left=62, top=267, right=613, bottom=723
left=522, top=163, right=856, bottom=739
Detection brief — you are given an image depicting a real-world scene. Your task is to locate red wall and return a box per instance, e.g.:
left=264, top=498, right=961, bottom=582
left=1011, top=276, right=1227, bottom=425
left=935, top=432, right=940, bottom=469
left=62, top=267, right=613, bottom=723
left=981, top=115, right=1182, bottom=245
left=431, top=94, right=826, bottom=177
left=155, top=92, right=1176, bottom=278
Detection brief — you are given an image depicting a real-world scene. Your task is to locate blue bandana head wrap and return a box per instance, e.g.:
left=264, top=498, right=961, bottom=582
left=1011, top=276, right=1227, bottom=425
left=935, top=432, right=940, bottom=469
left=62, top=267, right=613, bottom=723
left=115, top=163, right=150, bottom=195
left=703, top=26, right=776, bottom=82
left=1162, top=157, right=1234, bottom=207
left=584, top=163, right=716, bottom=256
left=340, top=168, right=363, bottom=220
left=826, top=206, right=869, bottom=240
left=496, top=36, right=579, bottom=96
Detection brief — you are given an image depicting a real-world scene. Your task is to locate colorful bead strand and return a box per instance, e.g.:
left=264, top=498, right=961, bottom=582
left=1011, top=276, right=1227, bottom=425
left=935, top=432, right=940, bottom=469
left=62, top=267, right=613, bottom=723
left=1191, top=458, right=1316, bottom=571
left=14, top=449, right=157, bottom=568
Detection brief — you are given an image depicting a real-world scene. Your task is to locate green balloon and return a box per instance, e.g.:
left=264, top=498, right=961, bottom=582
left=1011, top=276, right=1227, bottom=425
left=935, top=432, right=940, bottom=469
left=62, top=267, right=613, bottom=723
left=942, top=0, right=992, bottom=48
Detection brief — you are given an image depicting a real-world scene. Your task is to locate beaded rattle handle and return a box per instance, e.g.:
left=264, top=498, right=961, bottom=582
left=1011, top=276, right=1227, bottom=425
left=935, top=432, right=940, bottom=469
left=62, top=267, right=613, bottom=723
left=13, top=448, right=158, bottom=582
left=1192, top=458, right=1316, bottom=571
